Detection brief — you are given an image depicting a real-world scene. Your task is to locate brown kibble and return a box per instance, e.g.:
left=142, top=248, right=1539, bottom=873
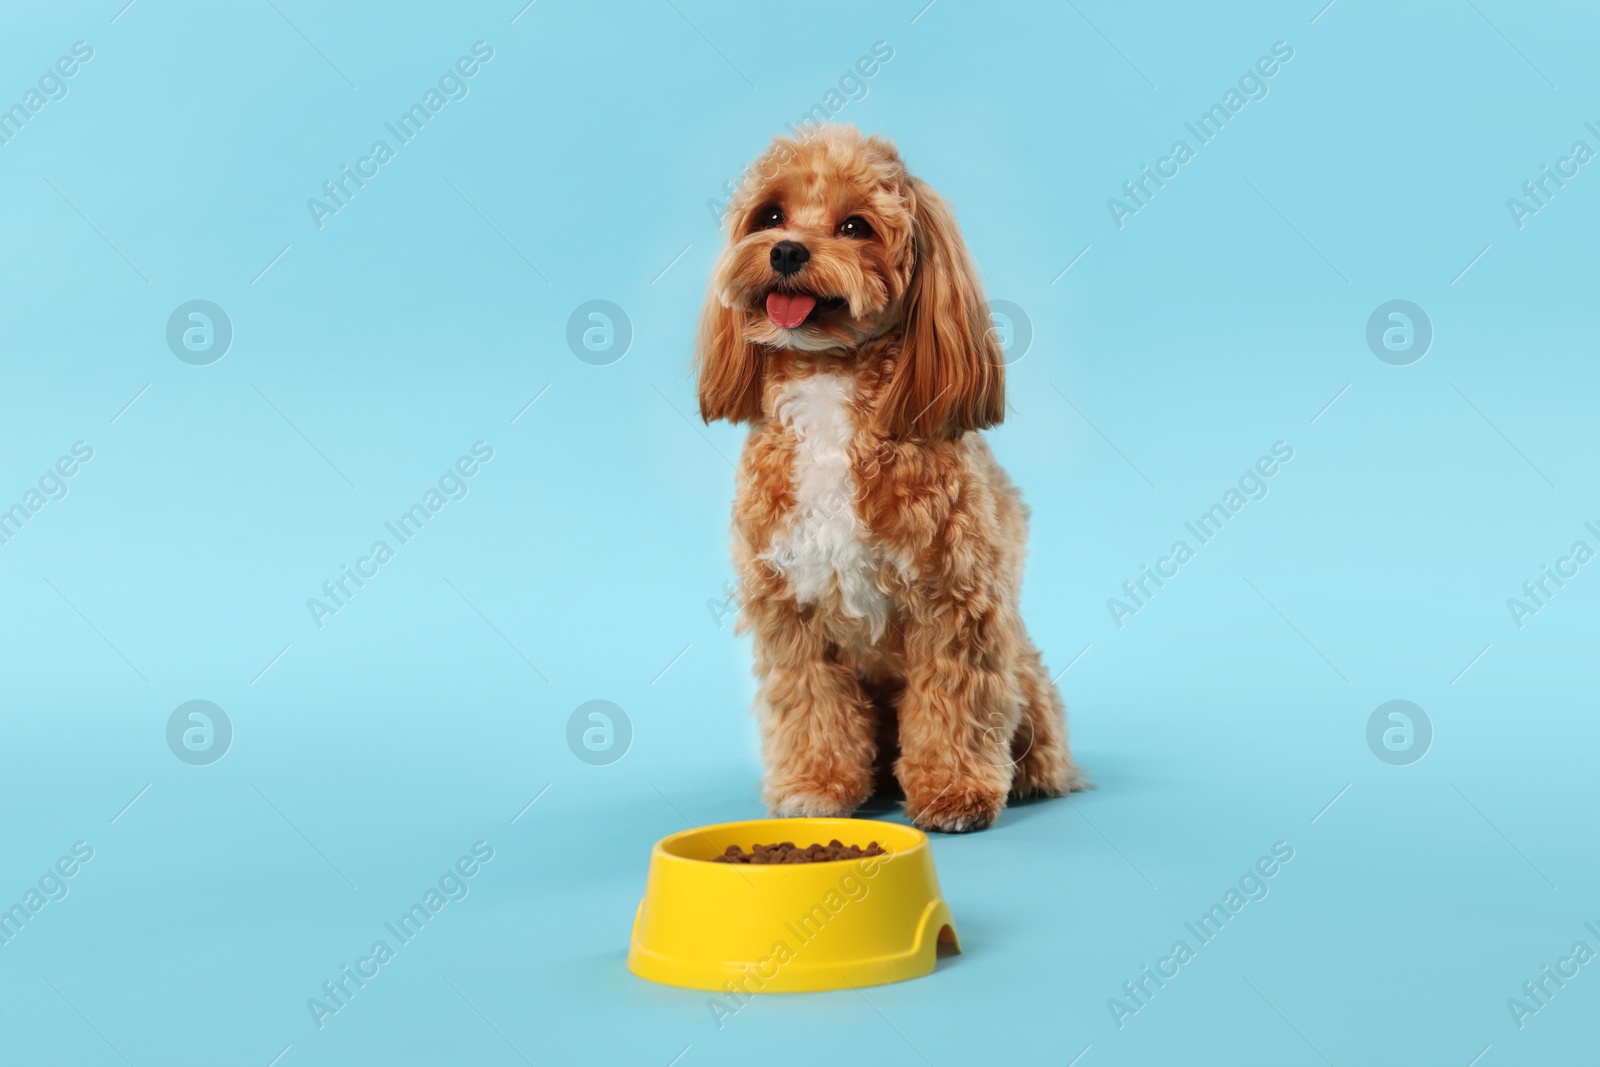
left=705, top=840, right=887, bottom=865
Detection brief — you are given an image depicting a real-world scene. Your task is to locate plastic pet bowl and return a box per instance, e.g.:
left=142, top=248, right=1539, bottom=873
left=627, top=817, right=960, bottom=993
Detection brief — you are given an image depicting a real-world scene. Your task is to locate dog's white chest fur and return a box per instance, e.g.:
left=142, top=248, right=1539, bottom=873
left=759, top=373, right=889, bottom=637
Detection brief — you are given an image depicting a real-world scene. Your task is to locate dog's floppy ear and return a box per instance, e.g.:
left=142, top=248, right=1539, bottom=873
left=696, top=279, right=765, bottom=424
left=877, top=177, right=1004, bottom=438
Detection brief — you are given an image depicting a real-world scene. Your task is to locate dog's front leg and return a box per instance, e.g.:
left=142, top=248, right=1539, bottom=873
left=748, top=597, right=877, bottom=819
left=896, top=612, right=1018, bottom=832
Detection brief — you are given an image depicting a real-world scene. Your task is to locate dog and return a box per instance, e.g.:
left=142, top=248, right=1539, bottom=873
left=696, top=124, right=1085, bottom=832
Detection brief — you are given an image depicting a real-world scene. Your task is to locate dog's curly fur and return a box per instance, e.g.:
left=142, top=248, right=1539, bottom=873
left=697, top=124, right=1085, bottom=832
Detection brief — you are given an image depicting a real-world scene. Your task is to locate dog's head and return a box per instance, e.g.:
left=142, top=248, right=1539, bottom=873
left=697, top=124, right=1003, bottom=437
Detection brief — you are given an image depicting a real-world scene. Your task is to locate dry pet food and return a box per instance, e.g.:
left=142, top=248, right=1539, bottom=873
left=712, top=840, right=887, bottom=864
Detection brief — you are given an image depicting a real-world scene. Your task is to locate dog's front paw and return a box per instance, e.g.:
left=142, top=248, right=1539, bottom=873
left=904, top=779, right=1007, bottom=833
left=764, top=774, right=871, bottom=819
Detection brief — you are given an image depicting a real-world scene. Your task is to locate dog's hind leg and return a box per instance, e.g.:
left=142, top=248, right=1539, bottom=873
left=863, top=677, right=904, bottom=801
left=1010, top=636, right=1089, bottom=798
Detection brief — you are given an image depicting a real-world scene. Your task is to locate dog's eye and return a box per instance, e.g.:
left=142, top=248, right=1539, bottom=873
left=753, top=204, right=784, bottom=230
left=837, top=216, right=873, bottom=239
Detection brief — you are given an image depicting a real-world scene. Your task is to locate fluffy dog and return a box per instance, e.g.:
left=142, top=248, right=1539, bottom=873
left=697, top=124, right=1085, bottom=832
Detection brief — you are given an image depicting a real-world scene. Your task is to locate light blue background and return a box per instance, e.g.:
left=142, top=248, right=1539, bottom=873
left=2, top=1, right=1595, bottom=1064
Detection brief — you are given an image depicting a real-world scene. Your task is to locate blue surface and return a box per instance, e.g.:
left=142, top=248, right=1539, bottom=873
left=2, top=1, right=1596, bottom=1064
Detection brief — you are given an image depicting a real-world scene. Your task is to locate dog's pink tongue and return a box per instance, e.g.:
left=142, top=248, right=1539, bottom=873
left=766, top=291, right=816, bottom=329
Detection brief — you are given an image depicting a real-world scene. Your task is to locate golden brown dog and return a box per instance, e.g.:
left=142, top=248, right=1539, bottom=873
left=697, top=124, right=1085, bottom=831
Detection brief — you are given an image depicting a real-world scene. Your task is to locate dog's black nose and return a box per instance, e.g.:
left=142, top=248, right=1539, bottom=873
left=769, top=240, right=810, bottom=276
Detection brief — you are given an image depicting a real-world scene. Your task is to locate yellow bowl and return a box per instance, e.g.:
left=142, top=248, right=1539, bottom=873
left=627, top=817, right=960, bottom=993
